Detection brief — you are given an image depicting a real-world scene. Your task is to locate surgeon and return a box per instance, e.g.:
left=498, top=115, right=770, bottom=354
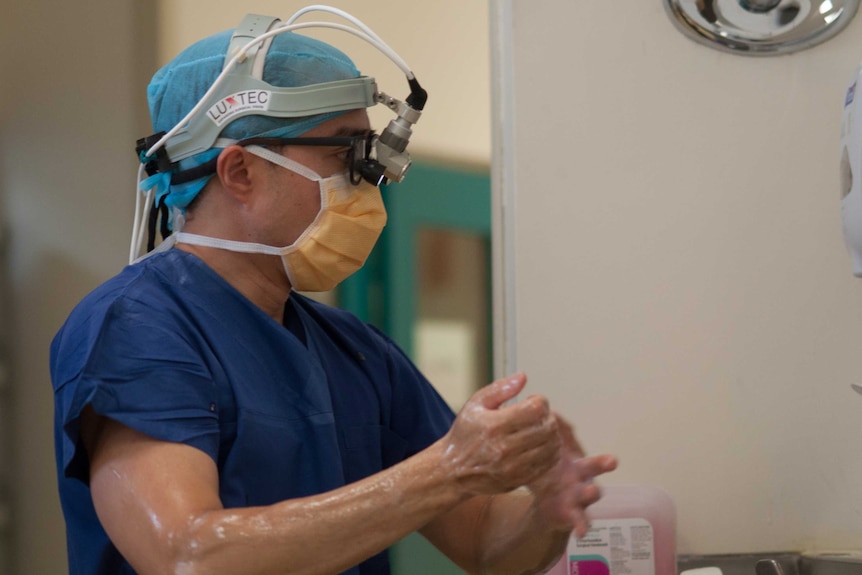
left=50, top=9, right=617, bottom=575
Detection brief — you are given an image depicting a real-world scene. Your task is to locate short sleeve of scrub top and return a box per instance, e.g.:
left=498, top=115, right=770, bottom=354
left=51, top=264, right=222, bottom=485
left=50, top=249, right=457, bottom=575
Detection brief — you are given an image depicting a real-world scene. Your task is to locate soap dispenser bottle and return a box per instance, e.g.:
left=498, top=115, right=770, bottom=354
left=546, top=484, right=677, bottom=575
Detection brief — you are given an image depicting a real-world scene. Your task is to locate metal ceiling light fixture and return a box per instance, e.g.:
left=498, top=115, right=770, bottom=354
left=665, top=0, right=860, bottom=55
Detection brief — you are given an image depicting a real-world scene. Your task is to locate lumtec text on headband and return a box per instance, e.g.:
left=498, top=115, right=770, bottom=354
left=131, top=5, right=427, bottom=263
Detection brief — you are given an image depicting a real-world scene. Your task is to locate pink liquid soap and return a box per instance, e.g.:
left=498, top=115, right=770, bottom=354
left=546, top=484, right=676, bottom=575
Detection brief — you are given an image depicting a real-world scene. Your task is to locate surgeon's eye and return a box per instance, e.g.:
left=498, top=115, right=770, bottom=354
left=334, top=147, right=353, bottom=164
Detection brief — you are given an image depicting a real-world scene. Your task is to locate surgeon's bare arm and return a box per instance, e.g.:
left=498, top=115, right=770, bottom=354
left=83, top=373, right=568, bottom=575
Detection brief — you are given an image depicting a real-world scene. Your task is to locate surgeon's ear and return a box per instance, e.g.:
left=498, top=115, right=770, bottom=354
left=215, top=146, right=260, bottom=202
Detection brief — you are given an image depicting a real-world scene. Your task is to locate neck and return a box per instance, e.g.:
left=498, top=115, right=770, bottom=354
left=176, top=242, right=291, bottom=323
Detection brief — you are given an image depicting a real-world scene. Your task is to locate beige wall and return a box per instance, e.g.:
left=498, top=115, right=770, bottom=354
left=157, top=0, right=492, bottom=165
left=13, top=0, right=859, bottom=571
left=2, top=2, right=488, bottom=574
left=497, top=0, right=862, bottom=556
left=3, top=3, right=157, bottom=574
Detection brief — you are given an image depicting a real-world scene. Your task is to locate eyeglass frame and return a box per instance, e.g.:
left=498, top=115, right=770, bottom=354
left=237, top=131, right=387, bottom=186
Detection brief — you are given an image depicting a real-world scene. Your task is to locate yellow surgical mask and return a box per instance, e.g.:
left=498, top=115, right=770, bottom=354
left=280, top=170, right=386, bottom=291
left=173, top=146, right=387, bottom=292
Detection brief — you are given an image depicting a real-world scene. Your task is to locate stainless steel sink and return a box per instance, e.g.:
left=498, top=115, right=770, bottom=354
left=679, top=552, right=800, bottom=575
left=800, top=554, right=862, bottom=575
left=678, top=553, right=862, bottom=575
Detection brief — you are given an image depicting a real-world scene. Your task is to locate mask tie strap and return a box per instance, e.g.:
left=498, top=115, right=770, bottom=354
left=244, top=145, right=323, bottom=181
left=174, top=232, right=286, bottom=256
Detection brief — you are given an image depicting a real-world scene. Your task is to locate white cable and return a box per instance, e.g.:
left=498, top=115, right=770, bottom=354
left=285, top=5, right=415, bottom=79
left=130, top=174, right=155, bottom=263
left=245, top=146, right=323, bottom=181
left=142, top=21, right=323, bottom=159
left=137, top=186, right=154, bottom=260
left=144, top=21, right=410, bottom=160
left=285, top=22, right=411, bottom=77
left=130, top=163, right=147, bottom=262
left=286, top=21, right=412, bottom=77
left=133, top=7, right=417, bottom=263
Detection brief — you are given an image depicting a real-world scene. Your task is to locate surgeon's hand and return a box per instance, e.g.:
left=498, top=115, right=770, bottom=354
left=440, top=373, right=562, bottom=497
left=528, top=414, right=618, bottom=538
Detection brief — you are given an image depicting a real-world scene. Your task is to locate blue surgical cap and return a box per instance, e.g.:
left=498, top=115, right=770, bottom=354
left=143, top=27, right=362, bottom=212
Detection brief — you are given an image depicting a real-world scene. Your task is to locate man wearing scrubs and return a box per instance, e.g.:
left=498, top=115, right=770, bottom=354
left=50, top=13, right=617, bottom=575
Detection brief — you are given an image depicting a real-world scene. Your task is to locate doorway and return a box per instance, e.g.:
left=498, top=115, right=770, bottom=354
left=337, top=160, right=491, bottom=574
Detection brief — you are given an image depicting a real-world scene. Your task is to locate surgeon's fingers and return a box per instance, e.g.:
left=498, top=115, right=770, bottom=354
left=575, top=455, right=618, bottom=483
left=572, top=505, right=592, bottom=539
left=554, top=413, right=586, bottom=459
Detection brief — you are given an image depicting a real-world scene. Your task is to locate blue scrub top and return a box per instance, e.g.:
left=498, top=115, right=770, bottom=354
left=50, top=249, right=456, bottom=575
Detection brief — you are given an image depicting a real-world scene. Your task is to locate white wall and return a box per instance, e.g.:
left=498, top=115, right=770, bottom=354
left=497, top=0, right=862, bottom=556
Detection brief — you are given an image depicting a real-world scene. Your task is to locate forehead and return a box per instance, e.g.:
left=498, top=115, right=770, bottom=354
left=301, top=109, right=371, bottom=138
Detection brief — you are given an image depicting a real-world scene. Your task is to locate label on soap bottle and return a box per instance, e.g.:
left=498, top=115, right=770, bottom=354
left=568, top=518, right=655, bottom=575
